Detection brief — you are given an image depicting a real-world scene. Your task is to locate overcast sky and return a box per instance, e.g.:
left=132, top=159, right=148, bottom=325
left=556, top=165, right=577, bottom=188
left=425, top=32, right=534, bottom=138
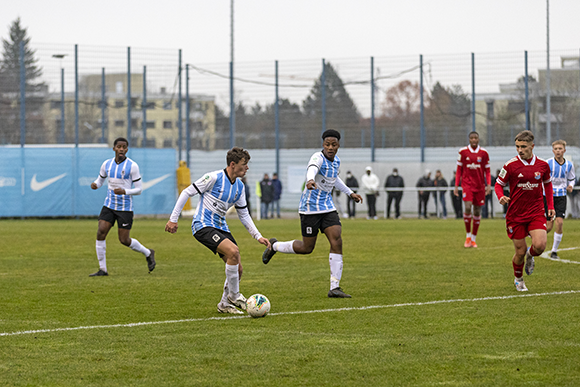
left=2, top=0, right=580, bottom=64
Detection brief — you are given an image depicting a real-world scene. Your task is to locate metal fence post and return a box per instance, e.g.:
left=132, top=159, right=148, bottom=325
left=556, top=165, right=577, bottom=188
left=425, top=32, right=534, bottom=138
left=101, top=68, right=106, bottom=143
left=321, top=58, right=326, bottom=145
left=74, top=44, right=79, bottom=147
left=142, top=65, right=147, bottom=147
left=371, top=56, right=375, bottom=162
left=275, top=60, right=280, bottom=174
left=127, top=47, right=132, bottom=142
left=186, top=64, right=191, bottom=168
left=525, top=51, right=530, bottom=132
left=19, top=41, right=25, bottom=146
left=471, top=52, right=475, bottom=134
left=420, top=54, right=425, bottom=163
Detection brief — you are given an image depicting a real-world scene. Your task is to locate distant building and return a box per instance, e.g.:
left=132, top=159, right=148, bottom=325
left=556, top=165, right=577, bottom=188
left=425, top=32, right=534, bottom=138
left=44, top=73, right=216, bottom=149
left=475, top=56, right=580, bottom=146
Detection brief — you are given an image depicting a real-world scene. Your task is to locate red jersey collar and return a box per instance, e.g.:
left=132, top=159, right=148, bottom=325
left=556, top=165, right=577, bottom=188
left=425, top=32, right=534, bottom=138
left=517, top=154, right=536, bottom=166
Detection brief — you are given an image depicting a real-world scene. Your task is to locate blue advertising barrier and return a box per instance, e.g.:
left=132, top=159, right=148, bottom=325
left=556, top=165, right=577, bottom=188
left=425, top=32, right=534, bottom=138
left=0, top=146, right=177, bottom=217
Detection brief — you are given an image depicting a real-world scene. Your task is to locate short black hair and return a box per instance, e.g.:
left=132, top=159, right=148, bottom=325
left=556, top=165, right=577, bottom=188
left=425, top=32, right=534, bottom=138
left=322, top=129, right=341, bottom=141
left=114, top=137, right=129, bottom=146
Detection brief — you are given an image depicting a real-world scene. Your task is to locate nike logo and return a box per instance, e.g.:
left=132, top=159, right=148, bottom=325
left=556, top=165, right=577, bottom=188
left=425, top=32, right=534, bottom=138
left=142, top=174, right=171, bottom=191
left=122, top=223, right=129, bottom=227
left=30, top=173, right=67, bottom=191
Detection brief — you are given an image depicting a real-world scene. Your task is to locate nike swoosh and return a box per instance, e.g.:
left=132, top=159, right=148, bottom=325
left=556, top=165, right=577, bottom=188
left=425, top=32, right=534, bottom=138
left=30, top=173, right=67, bottom=191
left=142, top=174, right=171, bottom=191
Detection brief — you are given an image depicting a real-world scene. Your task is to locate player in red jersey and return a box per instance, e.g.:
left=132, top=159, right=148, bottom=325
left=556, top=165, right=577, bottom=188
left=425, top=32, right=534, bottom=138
left=495, top=130, right=554, bottom=292
left=454, top=132, right=491, bottom=248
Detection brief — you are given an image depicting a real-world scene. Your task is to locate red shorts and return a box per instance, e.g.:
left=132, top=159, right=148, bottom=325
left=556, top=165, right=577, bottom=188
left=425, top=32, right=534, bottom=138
left=506, top=218, right=547, bottom=240
left=462, top=189, right=485, bottom=206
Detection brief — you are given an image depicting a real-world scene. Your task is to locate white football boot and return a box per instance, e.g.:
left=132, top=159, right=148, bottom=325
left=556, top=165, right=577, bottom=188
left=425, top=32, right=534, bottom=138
left=514, top=277, right=528, bottom=292
left=227, top=293, right=247, bottom=311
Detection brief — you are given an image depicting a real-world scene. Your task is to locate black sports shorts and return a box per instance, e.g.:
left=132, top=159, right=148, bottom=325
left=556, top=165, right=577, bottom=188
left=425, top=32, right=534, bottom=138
left=194, top=227, right=237, bottom=257
left=98, top=206, right=133, bottom=229
left=299, top=211, right=341, bottom=237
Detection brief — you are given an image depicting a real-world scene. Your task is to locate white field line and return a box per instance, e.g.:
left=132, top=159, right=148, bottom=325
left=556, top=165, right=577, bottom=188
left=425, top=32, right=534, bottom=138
left=1, top=290, right=579, bottom=337
left=539, top=246, right=580, bottom=264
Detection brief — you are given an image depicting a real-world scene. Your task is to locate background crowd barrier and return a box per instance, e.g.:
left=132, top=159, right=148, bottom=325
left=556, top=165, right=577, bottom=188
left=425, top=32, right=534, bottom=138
left=0, top=146, right=176, bottom=217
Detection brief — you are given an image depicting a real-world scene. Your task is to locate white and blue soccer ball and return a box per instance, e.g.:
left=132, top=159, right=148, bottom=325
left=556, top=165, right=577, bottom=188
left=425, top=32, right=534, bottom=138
left=246, top=294, right=271, bottom=318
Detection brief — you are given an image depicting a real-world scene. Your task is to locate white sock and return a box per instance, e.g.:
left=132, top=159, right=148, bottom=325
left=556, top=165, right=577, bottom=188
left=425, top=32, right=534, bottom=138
left=274, top=240, right=296, bottom=254
left=129, top=238, right=151, bottom=257
left=471, top=235, right=477, bottom=242
left=466, top=232, right=472, bottom=239
left=552, top=233, right=563, bottom=252
left=96, top=240, right=107, bottom=272
left=225, top=264, right=240, bottom=297
left=329, top=253, right=343, bottom=290
left=220, top=279, right=229, bottom=304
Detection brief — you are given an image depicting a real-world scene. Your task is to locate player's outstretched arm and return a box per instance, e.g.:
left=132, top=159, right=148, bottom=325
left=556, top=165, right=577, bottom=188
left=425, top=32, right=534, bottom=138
left=351, top=193, right=363, bottom=203
left=165, top=221, right=178, bottom=234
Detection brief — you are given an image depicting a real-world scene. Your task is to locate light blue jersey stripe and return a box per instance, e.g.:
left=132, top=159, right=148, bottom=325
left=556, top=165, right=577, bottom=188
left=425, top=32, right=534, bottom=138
left=103, top=157, right=135, bottom=211
left=548, top=158, right=575, bottom=197
left=192, top=170, right=244, bottom=234
left=299, top=152, right=340, bottom=214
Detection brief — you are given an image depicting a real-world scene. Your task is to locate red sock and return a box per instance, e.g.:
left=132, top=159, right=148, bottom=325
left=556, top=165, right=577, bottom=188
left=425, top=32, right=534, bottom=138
left=513, top=261, right=524, bottom=278
left=472, top=216, right=481, bottom=238
left=529, top=246, right=540, bottom=256
left=463, top=214, right=472, bottom=234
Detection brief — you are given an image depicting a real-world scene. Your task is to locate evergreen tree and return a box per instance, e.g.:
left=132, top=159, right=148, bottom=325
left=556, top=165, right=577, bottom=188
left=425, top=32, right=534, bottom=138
left=302, top=62, right=360, bottom=146
left=0, top=18, right=45, bottom=144
left=0, top=17, right=43, bottom=93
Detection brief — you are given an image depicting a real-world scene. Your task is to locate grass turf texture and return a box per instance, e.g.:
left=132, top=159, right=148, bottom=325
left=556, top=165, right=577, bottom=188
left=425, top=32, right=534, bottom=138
left=0, top=217, right=579, bottom=386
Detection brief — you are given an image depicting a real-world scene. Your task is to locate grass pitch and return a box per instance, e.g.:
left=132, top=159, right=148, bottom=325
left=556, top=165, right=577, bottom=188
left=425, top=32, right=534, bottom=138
left=0, top=217, right=579, bottom=386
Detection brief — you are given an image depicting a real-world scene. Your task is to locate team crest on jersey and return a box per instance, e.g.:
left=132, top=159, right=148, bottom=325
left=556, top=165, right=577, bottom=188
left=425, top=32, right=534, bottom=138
left=122, top=169, right=125, bottom=175
left=477, top=157, right=482, bottom=162
left=534, top=172, right=541, bottom=180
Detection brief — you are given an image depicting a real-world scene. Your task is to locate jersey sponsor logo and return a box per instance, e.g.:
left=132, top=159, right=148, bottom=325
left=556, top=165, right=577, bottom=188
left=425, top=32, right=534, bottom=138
left=466, top=163, right=481, bottom=170
left=534, top=172, right=541, bottom=180
left=30, top=173, right=67, bottom=191
left=517, top=181, right=539, bottom=190
left=0, top=177, right=17, bottom=187
left=142, top=174, right=171, bottom=191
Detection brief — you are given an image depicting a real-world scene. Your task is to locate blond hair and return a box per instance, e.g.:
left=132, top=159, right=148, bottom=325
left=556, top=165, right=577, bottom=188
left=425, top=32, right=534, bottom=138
left=552, top=139, right=567, bottom=148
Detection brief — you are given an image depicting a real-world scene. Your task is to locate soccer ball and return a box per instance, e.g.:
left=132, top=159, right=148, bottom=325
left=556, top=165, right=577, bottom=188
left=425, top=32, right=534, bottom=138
left=246, top=294, right=271, bottom=318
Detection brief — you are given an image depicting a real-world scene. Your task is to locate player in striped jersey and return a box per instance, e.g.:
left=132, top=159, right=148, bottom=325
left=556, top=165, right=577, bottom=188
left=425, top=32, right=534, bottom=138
left=545, top=140, right=576, bottom=259
left=89, top=137, right=155, bottom=277
left=261, top=129, right=363, bottom=298
left=495, top=131, right=554, bottom=292
left=165, top=147, right=271, bottom=314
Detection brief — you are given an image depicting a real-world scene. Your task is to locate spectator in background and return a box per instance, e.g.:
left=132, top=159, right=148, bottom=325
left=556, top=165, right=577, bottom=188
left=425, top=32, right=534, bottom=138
left=270, top=172, right=283, bottom=219
left=450, top=170, right=463, bottom=219
left=345, top=171, right=359, bottom=218
left=416, top=170, right=433, bottom=219
left=260, top=173, right=274, bottom=220
left=361, top=166, right=380, bottom=219
left=385, top=168, right=404, bottom=219
left=482, top=171, right=497, bottom=219
left=433, top=170, right=448, bottom=219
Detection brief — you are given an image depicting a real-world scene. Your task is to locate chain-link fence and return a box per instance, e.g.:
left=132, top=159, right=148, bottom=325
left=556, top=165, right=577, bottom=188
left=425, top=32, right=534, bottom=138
left=2, top=41, right=579, bottom=151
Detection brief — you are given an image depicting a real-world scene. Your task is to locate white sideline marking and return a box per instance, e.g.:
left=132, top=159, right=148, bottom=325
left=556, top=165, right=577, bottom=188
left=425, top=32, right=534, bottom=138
left=1, top=290, right=579, bottom=337
left=539, top=246, right=580, bottom=264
